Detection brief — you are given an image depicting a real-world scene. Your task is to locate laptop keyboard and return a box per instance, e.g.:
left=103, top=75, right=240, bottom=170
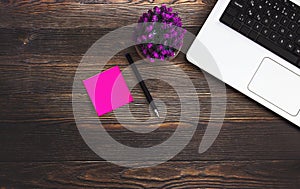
left=220, top=0, right=300, bottom=68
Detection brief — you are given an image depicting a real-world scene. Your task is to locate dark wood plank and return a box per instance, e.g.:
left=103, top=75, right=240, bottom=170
left=0, top=119, right=299, bottom=161
left=0, top=0, right=215, bottom=29
left=0, top=161, right=299, bottom=188
left=0, top=27, right=203, bottom=56
left=0, top=28, right=105, bottom=56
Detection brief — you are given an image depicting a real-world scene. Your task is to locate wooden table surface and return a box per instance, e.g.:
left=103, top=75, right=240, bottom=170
left=0, top=0, right=299, bottom=188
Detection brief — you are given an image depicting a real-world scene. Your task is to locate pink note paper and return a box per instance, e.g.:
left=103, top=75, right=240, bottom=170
left=83, top=66, right=133, bottom=116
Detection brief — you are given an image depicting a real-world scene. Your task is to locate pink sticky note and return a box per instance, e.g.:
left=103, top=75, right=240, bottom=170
left=83, top=66, right=133, bottom=116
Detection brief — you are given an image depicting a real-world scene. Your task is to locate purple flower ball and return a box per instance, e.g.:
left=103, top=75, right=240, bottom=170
left=134, top=5, right=186, bottom=62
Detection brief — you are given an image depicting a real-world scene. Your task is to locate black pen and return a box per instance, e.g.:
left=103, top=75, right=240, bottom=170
left=125, top=53, right=160, bottom=118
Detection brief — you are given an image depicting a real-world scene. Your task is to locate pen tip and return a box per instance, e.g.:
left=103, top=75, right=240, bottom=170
left=154, top=109, right=160, bottom=118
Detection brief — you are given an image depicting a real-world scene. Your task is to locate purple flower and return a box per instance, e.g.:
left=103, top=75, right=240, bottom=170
left=142, top=13, right=147, bottom=18
left=161, top=50, right=167, bottom=55
left=143, top=48, right=147, bottom=55
left=147, top=43, right=153, bottom=49
left=154, top=6, right=161, bottom=14
left=165, top=13, right=172, bottom=19
left=161, top=5, right=167, bottom=12
left=158, top=45, right=164, bottom=51
left=153, top=51, right=159, bottom=58
left=143, top=17, right=148, bottom=22
left=152, top=15, right=158, bottom=22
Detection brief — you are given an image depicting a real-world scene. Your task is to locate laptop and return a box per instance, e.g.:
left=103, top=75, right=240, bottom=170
left=187, top=0, right=300, bottom=127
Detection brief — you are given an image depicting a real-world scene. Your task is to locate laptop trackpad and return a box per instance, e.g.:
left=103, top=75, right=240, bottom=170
left=248, top=58, right=300, bottom=116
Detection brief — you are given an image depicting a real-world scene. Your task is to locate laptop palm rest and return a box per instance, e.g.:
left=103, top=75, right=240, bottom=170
left=248, top=58, right=300, bottom=116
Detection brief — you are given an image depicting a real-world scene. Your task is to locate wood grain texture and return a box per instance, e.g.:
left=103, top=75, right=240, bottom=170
left=0, top=27, right=204, bottom=56
left=0, top=161, right=299, bottom=188
left=0, top=0, right=214, bottom=29
left=0, top=120, right=299, bottom=162
left=0, top=0, right=300, bottom=187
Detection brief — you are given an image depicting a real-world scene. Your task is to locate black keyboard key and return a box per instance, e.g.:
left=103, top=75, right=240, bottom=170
left=247, top=9, right=255, bottom=17
left=278, top=26, right=287, bottom=35
left=290, top=12, right=297, bottom=20
left=248, top=30, right=259, bottom=41
left=288, top=22, right=297, bottom=31
left=240, top=25, right=250, bottom=35
left=280, top=17, right=290, bottom=26
left=249, top=0, right=256, bottom=7
left=226, top=6, right=238, bottom=17
left=257, top=3, right=264, bottom=11
left=261, top=27, right=270, bottom=36
left=286, top=42, right=294, bottom=51
left=232, top=20, right=242, bottom=30
left=253, top=22, right=262, bottom=32
left=257, top=36, right=298, bottom=65
left=296, top=36, right=300, bottom=46
left=266, top=9, right=272, bottom=17
left=269, top=32, right=279, bottom=41
left=272, top=13, right=282, bottom=21
left=238, top=13, right=245, bottom=22
left=297, top=38, right=300, bottom=46
left=245, top=18, right=254, bottom=27
left=287, top=32, right=295, bottom=40
left=278, top=37, right=286, bottom=47
left=262, top=17, right=270, bottom=26
left=254, top=13, right=262, bottom=21
left=220, top=14, right=234, bottom=25
left=232, top=0, right=246, bottom=9
left=294, top=47, right=300, bottom=56
left=270, top=22, right=279, bottom=31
